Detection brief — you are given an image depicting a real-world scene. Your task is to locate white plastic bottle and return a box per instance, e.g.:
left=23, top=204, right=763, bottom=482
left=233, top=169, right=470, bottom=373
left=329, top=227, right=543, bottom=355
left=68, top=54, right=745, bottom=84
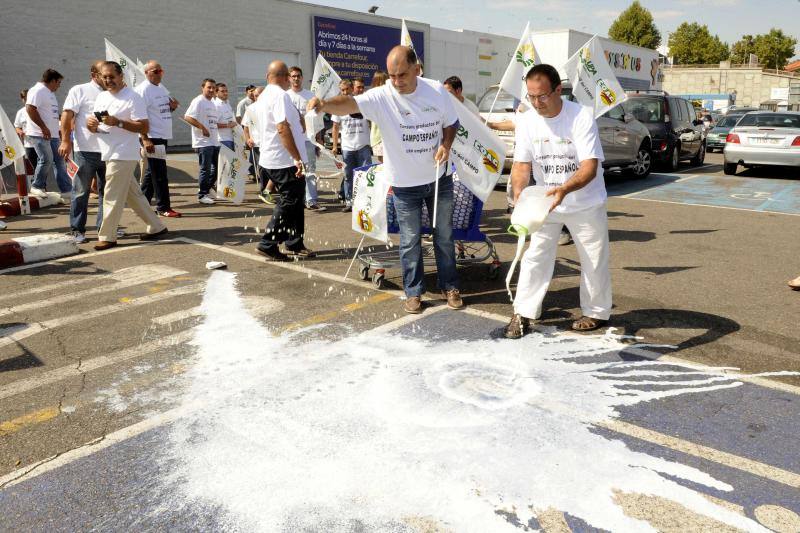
left=508, top=185, right=551, bottom=236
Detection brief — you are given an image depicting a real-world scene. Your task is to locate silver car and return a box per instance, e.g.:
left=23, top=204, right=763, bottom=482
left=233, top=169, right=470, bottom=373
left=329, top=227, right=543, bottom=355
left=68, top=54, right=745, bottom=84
left=477, top=84, right=653, bottom=179
left=723, top=111, right=800, bottom=175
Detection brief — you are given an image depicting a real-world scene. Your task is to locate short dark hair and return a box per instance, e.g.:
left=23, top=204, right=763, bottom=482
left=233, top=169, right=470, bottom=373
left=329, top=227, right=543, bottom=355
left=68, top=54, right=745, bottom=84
left=41, top=68, right=64, bottom=83
left=353, top=77, right=365, bottom=85
left=340, top=78, right=352, bottom=86
left=443, top=76, right=462, bottom=92
left=245, top=84, right=256, bottom=91
left=525, top=64, right=561, bottom=91
left=100, top=61, right=122, bottom=75
left=202, top=78, right=216, bottom=87
left=216, top=82, right=227, bottom=89
left=20, top=89, right=28, bottom=100
left=289, top=66, right=303, bottom=76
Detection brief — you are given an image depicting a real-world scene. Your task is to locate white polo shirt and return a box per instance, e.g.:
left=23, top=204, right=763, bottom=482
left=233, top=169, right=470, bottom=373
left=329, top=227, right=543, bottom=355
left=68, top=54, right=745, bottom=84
left=93, top=87, right=148, bottom=161
left=63, top=80, right=104, bottom=152
left=134, top=80, right=173, bottom=140
left=24, top=82, right=60, bottom=138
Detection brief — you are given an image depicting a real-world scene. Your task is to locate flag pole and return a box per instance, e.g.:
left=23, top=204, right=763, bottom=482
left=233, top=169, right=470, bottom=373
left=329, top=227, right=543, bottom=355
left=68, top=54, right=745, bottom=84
left=432, top=160, right=441, bottom=229
left=343, top=234, right=367, bottom=280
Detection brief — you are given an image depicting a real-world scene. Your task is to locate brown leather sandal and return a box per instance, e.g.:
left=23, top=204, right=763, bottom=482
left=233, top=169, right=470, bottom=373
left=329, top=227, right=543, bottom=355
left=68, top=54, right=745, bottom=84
left=571, top=316, right=608, bottom=332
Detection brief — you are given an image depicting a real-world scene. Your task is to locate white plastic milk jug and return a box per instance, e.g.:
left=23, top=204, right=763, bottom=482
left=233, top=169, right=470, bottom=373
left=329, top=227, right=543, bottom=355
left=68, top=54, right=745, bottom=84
left=505, top=186, right=552, bottom=301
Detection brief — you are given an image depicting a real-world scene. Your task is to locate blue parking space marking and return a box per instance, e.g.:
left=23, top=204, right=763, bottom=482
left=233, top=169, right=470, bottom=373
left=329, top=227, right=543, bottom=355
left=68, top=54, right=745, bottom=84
left=608, top=173, right=800, bottom=215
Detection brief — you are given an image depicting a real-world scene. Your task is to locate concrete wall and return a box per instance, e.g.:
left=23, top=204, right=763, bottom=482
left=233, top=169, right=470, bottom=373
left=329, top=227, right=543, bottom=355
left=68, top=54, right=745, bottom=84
left=0, top=0, right=430, bottom=148
left=662, top=66, right=800, bottom=108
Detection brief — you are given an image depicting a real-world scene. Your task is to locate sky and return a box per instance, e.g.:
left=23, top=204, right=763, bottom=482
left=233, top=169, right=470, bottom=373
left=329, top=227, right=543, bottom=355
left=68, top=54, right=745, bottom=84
left=310, top=0, right=800, bottom=58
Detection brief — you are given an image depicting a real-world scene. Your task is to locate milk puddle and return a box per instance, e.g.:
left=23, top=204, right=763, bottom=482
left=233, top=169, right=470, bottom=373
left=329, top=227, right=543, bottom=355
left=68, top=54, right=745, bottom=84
left=166, top=271, right=783, bottom=532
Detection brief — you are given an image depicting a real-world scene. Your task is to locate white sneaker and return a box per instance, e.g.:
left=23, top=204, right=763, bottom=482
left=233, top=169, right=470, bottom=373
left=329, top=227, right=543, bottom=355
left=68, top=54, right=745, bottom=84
left=199, top=195, right=215, bottom=205
left=208, top=188, right=217, bottom=199
left=67, top=230, right=86, bottom=244
left=558, top=230, right=573, bottom=246
left=0, top=220, right=6, bottom=230
left=29, top=187, right=48, bottom=198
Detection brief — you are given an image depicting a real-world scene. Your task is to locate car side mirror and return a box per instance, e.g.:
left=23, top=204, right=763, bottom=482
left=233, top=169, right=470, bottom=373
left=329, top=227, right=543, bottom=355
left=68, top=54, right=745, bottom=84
left=623, top=113, right=634, bottom=123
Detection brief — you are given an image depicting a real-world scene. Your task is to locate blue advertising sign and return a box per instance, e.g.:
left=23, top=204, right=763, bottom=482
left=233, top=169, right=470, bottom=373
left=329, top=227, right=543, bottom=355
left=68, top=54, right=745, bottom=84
left=312, top=16, right=425, bottom=81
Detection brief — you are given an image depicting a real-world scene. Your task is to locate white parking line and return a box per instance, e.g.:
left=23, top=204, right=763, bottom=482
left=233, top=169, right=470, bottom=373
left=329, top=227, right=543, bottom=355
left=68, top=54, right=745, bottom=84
left=0, top=282, right=203, bottom=350
left=0, top=265, right=186, bottom=317
left=617, top=196, right=800, bottom=217
left=0, top=242, right=155, bottom=275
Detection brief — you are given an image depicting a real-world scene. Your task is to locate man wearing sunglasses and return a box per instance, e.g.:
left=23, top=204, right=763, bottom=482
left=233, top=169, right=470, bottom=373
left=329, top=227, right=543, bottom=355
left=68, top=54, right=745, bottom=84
left=504, top=63, right=611, bottom=338
left=135, top=60, right=181, bottom=217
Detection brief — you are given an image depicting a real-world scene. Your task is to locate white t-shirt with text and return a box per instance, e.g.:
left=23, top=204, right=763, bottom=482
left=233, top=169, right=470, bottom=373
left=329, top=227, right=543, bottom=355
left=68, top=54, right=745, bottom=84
left=93, top=87, right=148, bottom=161
left=63, top=80, right=104, bottom=153
left=213, top=97, right=235, bottom=143
left=513, top=99, right=606, bottom=214
left=25, top=82, right=60, bottom=138
left=255, top=84, right=307, bottom=169
left=185, top=95, right=219, bottom=148
left=134, top=80, right=173, bottom=140
left=14, top=108, right=33, bottom=148
left=354, top=77, right=458, bottom=187
left=241, top=104, right=260, bottom=147
left=332, top=113, right=370, bottom=152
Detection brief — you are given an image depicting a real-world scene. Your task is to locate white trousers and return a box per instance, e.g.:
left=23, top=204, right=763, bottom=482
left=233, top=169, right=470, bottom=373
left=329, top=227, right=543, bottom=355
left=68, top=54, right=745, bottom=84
left=513, top=202, right=612, bottom=321
left=98, top=160, right=165, bottom=242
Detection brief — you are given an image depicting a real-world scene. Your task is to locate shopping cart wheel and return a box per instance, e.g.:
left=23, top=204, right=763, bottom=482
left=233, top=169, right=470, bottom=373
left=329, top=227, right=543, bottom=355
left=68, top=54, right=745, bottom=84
left=359, top=265, right=370, bottom=281
left=488, top=263, right=500, bottom=280
left=372, top=271, right=385, bottom=289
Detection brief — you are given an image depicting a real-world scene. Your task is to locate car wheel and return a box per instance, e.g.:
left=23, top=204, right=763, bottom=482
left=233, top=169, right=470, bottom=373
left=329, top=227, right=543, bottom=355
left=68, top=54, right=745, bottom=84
left=707, top=147, right=714, bottom=153
left=664, top=144, right=679, bottom=171
left=691, top=142, right=706, bottom=166
left=723, top=162, right=737, bottom=175
left=624, top=144, right=651, bottom=179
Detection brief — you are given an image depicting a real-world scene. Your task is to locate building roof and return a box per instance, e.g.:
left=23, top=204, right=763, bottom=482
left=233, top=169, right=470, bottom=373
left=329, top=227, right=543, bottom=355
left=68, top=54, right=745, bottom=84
left=785, top=59, right=800, bottom=72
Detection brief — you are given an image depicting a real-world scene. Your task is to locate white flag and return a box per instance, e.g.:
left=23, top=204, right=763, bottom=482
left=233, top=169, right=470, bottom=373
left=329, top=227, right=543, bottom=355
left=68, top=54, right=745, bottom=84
left=104, top=38, right=145, bottom=88
left=351, top=164, right=390, bottom=244
left=448, top=96, right=506, bottom=203
left=310, top=53, right=341, bottom=101
left=0, top=104, right=25, bottom=171
left=400, top=19, right=415, bottom=49
left=499, top=22, right=539, bottom=109
left=563, top=35, right=627, bottom=119
left=231, top=124, right=249, bottom=163
left=217, top=145, right=246, bottom=204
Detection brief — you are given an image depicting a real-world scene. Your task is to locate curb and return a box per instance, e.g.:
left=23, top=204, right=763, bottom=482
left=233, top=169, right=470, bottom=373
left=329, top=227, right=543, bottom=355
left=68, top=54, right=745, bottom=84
left=0, top=234, right=80, bottom=269
left=0, top=193, right=64, bottom=218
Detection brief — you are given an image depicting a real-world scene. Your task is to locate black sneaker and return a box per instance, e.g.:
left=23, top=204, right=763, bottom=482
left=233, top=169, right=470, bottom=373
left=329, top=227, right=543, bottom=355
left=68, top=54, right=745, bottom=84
left=256, top=246, right=290, bottom=262
left=504, top=313, right=531, bottom=339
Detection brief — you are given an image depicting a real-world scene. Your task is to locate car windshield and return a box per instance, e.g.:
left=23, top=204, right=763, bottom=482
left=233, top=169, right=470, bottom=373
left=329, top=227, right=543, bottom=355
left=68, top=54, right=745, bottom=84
left=624, top=98, right=663, bottom=123
left=737, top=114, right=800, bottom=128
left=716, top=116, right=741, bottom=128
left=478, top=87, right=518, bottom=113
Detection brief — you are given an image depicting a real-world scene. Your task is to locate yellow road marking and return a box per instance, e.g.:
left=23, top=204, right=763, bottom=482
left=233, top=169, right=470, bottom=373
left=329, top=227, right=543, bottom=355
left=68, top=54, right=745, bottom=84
left=0, top=407, right=60, bottom=437
left=281, top=292, right=395, bottom=333
left=119, top=297, right=132, bottom=303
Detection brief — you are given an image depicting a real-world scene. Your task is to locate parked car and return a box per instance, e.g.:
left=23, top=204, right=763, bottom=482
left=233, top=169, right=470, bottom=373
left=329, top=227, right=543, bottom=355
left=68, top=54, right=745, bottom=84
left=477, top=83, right=652, bottom=179
left=706, top=113, right=744, bottom=152
left=622, top=93, right=706, bottom=171
left=723, top=111, right=800, bottom=175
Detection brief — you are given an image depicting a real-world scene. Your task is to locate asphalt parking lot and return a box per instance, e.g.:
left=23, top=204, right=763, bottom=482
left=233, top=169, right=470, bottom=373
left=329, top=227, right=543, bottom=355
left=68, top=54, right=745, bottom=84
left=0, top=151, right=798, bottom=531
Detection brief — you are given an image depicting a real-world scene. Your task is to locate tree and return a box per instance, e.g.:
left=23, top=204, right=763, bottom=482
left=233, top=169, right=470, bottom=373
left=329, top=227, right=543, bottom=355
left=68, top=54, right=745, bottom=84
left=608, top=1, right=662, bottom=50
left=668, top=22, right=729, bottom=64
left=753, top=28, right=797, bottom=70
left=730, top=35, right=756, bottom=64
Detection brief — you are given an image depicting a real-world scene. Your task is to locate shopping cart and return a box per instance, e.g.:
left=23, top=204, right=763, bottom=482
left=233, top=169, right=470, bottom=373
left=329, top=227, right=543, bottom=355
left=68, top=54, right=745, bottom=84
left=357, top=167, right=501, bottom=289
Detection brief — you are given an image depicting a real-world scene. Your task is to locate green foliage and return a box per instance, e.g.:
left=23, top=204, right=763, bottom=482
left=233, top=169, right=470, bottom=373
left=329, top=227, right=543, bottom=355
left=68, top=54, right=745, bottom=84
left=608, top=1, right=662, bottom=50
left=753, top=28, right=797, bottom=70
left=668, top=22, right=729, bottom=64
left=729, top=35, right=756, bottom=64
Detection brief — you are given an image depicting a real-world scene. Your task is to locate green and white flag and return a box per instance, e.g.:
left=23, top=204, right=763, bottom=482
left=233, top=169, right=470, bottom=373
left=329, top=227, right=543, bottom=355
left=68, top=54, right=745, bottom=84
left=351, top=164, right=390, bottom=244
left=104, top=38, right=145, bottom=88
left=563, top=35, right=627, bottom=118
left=0, top=104, right=25, bottom=172
left=499, top=22, right=539, bottom=109
left=307, top=54, right=342, bottom=141
left=400, top=19, right=414, bottom=49
left=217, top=144, right=246, bottom=204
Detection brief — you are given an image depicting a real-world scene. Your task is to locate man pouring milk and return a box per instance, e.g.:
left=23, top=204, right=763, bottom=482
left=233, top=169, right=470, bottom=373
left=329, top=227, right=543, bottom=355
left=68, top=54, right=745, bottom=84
left=504, top=64, right=611, bottom=339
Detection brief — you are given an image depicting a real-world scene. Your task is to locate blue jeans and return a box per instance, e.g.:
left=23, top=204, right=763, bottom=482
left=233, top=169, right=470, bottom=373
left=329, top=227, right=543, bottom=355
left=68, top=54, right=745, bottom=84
left=342, top=145, right=372, bottom=202
left=304, top=141, right=319, bottom=205
left=29, top=136, right=72, bottom=193
left=197, top=146, right=219, bottom=197
left=141, top=138, right=171, bottom=211
left=220, top=140, right=234, bottom=150
left=392, top=174, right=458, bottom=297
left=70, top=151, right=105, bottom=233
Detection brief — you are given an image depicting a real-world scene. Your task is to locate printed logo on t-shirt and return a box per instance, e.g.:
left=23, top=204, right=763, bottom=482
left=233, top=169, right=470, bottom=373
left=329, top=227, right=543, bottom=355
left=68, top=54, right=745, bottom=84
left=534, top=136, right=580, bottom=187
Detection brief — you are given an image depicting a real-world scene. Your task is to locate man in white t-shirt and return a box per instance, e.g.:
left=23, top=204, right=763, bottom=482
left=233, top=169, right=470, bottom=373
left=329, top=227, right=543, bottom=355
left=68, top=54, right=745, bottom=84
left=254, top=61, right=313, bottom=262
left=213, top=83, right=237, bottom=151
left=308, top=46, right=462, bottom=314
left=443, top=76, right=480, bottom=117
left=86, top=61, right=167, bottom=251
left=135, top=60, right=181, bottom=218
left=242, top=86, right=275, bottom=204
left=236, top=84, right=256, bottom=124
left=25, top=68, right=72, bottom=198
left=184, top=78, right=220, bottom=204
left=504, top=64, right=611, bottom=338
left=332, top=77, right=372, bottom=212
left=14, top=90, right=38, bottom=168
left=287, top=66, right=325, bottom=212
left=59, top=61, right=106, bottom=243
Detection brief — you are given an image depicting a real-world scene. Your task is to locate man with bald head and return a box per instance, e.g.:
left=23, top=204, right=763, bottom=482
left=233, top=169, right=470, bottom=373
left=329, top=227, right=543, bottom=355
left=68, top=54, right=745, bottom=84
left=308, top=46, right=462, bottom=313
left=135, top=60, right=181, bottom=217
left=253, top=61, right=313, bottom=261
left=59, top=61, right=107, bottom=243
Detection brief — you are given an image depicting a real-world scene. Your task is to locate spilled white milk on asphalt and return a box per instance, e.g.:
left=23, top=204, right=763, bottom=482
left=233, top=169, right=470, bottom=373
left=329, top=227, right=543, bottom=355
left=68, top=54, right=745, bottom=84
left=166, top=271, right=776, bottom=532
